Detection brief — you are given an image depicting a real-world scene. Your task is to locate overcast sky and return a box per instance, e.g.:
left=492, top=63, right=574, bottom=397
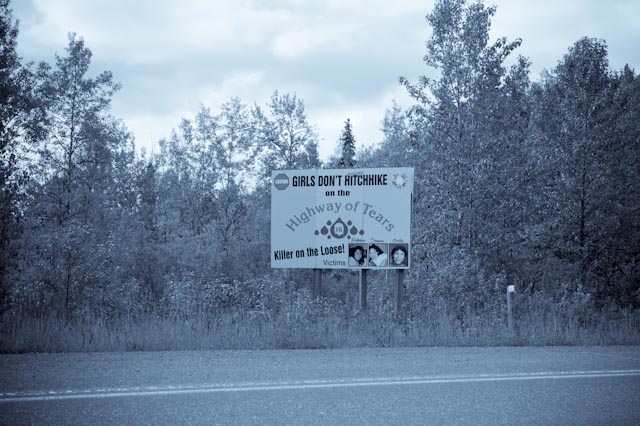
left=12, top=0, right=640, bottom=160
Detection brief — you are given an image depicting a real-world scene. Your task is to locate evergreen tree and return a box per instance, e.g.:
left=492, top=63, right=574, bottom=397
left=337, top=118, right=356, bottom=168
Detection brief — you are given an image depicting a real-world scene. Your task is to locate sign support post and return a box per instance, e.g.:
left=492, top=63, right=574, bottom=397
left=395, top=269, right=405, bottom=320
left=359, top=269, right=368, bottom=310
left=313, top=269, right=322, bottom=299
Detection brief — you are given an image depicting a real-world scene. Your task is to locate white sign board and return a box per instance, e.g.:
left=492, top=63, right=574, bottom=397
left=271, top=167, right=414, bottom=269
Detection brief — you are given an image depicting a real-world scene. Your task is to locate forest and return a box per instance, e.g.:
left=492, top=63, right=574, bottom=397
left=1, top=0, right=639, bottom=352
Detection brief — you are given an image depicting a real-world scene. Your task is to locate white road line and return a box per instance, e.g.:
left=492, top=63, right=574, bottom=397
left=2, top=370, right=640, bottom=403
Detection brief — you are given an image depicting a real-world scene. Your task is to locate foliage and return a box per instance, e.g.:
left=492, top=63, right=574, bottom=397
left=0, top=0, right=47, bottom=312
left=254, top=90, right=320, bottom=178
left=1, top=0, right=639, bottom=351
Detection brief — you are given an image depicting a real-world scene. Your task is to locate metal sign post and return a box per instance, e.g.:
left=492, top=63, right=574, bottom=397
left=395, top=269, right=405, bottom=320
left=359, top=269, right=368, bottom=310
left=313, top=269, right=322, bottom=299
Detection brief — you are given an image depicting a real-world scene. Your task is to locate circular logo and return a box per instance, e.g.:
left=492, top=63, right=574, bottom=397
left=273, top=173, right=289, bottom=190
left=392, top=173, right=407, bottom=189
left=330, top=218, right=348, bottom=239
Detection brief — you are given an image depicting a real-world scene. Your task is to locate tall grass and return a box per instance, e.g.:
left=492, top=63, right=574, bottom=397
left=2, top=300, right=639, bottom=353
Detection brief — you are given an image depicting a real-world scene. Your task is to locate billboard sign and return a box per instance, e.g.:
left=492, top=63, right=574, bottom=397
left=271, top=167, right=414, bottom=269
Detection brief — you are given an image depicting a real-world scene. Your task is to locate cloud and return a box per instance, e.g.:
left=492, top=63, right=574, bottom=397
left=13, top=0, right=640, bottom=159
left=272, top=24, right=363, bottom=59
left=24, top=0, right=293, bottom=63
left=200, top=70, right=269, bottom=106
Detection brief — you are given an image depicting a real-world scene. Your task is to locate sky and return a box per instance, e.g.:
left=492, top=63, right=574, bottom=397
left=11, top=0, right=640, bottom=160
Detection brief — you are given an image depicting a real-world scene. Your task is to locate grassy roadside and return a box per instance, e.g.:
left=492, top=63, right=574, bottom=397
left=2, top=304, right=639, bottom=353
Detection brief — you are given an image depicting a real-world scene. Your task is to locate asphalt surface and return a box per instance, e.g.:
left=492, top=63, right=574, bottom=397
left=1, top=346, right=639, bottom=425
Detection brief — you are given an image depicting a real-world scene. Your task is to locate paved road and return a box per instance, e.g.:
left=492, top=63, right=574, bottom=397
left=1, top=346, right=639, bottom=425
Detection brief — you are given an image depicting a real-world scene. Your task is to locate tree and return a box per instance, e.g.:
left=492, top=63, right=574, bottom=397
left=134, top=161, right=164, bottom=306
left=300, top=138, right=321, bottom=169
left=156, top=99, right=254, bottom=277
left=400, top=0, right=525, bottom=248
left=0, top=0, right=45, bottom=163
left=397, top=0, right=535, bottom=317
left=371, top=102, right=413, bottom=167
left=337, top=118, right=356, bottom=168
left=401, top=0, right=524, bottom=247
left=0, top=0, right=46, bottom=311
left=18, top=33, right=132, bottom=319
left=598, top=66, right=640, bottom=307
left=209, top=98, right=254, bottom=274
left=156, top=109, right=219, bottom=237
left=37, top=33, right=120, bottom=225
left=532, top=38, right=640, bottom=304
left=255, top=91, right=319, bottom=175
